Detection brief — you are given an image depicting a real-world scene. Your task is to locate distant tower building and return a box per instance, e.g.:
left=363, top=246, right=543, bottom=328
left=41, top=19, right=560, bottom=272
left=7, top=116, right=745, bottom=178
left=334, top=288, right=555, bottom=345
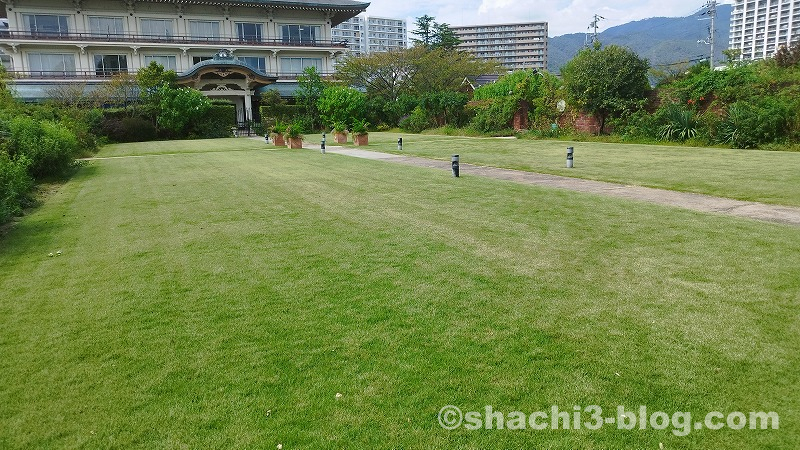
left=332, top=16, right=367, bottom=54
left=451, top=22, right=548, bottom=71
left=332, top=15, right=407, bottom=56
left=728, top=0, right=800, bottom=61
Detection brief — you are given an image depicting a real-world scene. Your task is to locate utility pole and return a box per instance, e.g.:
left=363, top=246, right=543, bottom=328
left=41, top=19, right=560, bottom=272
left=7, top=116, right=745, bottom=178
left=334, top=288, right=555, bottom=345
left=698, top=0, right=717, bottom=68
left=588, top=14, right=605, bottom=46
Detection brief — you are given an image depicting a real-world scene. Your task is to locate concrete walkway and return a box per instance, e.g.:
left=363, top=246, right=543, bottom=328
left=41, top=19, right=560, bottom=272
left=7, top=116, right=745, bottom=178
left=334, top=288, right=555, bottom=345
left=315, top=145, right=800, bottom=227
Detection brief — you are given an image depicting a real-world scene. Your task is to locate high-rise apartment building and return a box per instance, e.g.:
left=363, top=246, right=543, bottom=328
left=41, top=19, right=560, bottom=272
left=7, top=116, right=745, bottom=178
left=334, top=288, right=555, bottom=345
left=728, top=0, right=800, bottom=61
left=451, top=22, right=548, bottom=71
left=332, top=15, right=407, bottom=55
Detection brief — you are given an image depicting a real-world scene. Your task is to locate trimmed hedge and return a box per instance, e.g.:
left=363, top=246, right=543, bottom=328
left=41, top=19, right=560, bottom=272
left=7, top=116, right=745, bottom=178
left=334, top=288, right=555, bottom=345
left=190, top=102, right=236, bottom=139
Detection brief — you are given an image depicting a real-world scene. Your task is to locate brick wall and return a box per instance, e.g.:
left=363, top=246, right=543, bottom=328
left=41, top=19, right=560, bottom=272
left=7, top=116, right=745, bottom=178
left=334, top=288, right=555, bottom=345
left=573, top=112, right=601, bottom=134
left=512, top=101, right=530, bottom=131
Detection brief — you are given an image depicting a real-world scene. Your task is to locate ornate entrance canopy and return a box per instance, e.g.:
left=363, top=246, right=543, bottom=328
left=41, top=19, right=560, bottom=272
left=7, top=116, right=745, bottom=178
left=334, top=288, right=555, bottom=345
left=176, top=49, right=277, bottom=124
left=176, top=49, right=277, bottom=92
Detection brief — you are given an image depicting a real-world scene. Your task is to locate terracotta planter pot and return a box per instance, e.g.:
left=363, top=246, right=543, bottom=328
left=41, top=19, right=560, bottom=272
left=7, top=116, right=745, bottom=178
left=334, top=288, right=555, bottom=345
left=354, top=133, right=369, bottom=146
left=287, top=137, right=304, bottom=149
left=271, top=133, right=286, bottom=146
left=334, top=132, right=348, bottom=144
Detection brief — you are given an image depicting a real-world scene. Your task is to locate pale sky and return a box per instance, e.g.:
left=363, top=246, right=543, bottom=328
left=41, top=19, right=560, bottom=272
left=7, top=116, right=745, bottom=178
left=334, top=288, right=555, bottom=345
left=363, top=0, right=731, bottom=37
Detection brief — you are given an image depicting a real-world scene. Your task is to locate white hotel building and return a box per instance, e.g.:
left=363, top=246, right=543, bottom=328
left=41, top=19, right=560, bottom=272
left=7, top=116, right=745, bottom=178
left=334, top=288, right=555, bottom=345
left=0, top=0, right=369, bottom=122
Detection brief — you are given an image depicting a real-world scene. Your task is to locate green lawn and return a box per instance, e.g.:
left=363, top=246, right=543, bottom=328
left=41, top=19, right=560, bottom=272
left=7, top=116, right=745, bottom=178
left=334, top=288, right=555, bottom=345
left=329, top=132, right=800, bottom=207
left=1, top=138, right=798, bottom=448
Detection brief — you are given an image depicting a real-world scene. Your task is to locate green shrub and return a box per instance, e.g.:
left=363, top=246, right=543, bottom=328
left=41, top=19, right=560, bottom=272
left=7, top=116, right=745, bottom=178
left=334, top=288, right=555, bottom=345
left=7, top=116, right=78, bottom=178
left=156, top=85, right=211, bottom=137
left=656, top=103, right=699, bottom=142
left=350, top=118, right=370, bottom=135
left=469, top=98, right=518, bottom=133
left=365, top=95, right=417, bottom=128
left=0, top=152, right=33, bottom=223
left=418, top=91, right=470, bottom=128
left=608, top=110, right=658, bottom=140
left=716, top=98, right=791, bottom=149
left=285, top=121, right=304, bottom=138
left=100, top=114, right=156, bottom=142
left=399, top=106, right=434, bottom=133
left=61, top=108, right=103, bottom=155
left=317, top=86, right=367, bottom=129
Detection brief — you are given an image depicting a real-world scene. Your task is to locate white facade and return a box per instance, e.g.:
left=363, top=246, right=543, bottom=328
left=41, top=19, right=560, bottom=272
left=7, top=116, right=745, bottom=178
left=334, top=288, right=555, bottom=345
left=451, top=22, right=548, bottom=71
left=332, top=15, right=366, bottom=54
left=0, top=0, right=369, bottom=115
left=728, top=0, right=800, bottom=61
left=331, top=15, right=406, bottom=56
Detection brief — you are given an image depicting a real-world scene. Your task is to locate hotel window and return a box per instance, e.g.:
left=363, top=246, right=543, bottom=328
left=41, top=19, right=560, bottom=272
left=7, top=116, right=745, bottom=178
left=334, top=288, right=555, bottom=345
left=236, top=22, right=263, bottom=42
left=23, top=14, right=69, bottom=36
left=238, top=56, right=266, bottom=72
left=94, top=54, right=128, bottom=76
left=89, top=16, right=124, bottom=35
left=189, top=20, right=220, bottom=40
left=28, top=53, right=76, bottom=76
left=281, top=25, right=320, bottom=44
left=144, top=55, right=177, bottom=71
left=141, top=18, right=174, bottom=39
left=280, top=57, right=322, bottom=73
left=192, top=56, right=213, bottom=65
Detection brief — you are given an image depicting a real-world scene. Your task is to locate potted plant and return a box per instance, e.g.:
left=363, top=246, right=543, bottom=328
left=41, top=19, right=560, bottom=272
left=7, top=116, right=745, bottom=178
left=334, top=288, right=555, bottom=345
left=333, top=122, right=348, bottom=144
left=351, top=118, right=369, bottom=146
left=270, top=121, right=286, bottom=146
left=285, top=122, right=304, bottom=149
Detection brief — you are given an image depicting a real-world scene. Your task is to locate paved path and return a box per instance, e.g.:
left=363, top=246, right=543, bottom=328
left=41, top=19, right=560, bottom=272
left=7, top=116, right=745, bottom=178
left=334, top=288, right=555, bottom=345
left=314, top=145, right=800, bottom=227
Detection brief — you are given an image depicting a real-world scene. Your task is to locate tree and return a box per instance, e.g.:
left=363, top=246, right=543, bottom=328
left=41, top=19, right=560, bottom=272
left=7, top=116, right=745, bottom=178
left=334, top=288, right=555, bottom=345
left=335, top=47, right=499, bottom=127
left=93, top=72, right=138, bottom=110
left=773, top=41, right=800, bottom=68
left=411, top=15, right=436, bottom=48
left=317, top=85, right=367, bottom=129
left=411, top=15, right=461, bottom=50
left=411, top=48, right=498, bottom=95
left=418, top=91, right=469, bottom=127
left=722, top=48, right=742, bottom=65
left=295, top=66, right=325, bottom=130
left=259, top=89, right=294, bottom=126
left=136, top=61, right=177, bottom=94
left=561, top=44, right=650, bottom=134
left=43, top=82, right=90, bottom=108
left=432, top=23, right=461, bottom=51
left=336, top=46, right=498, bottom=98
left=334, top=49, right=418, bottom=101
left=156, top=85, right=211, bottom=136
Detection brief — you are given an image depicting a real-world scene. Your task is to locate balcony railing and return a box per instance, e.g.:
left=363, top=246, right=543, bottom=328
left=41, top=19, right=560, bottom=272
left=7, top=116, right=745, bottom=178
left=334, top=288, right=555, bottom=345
left=3, top=31, right=348, bottom=48
left=5, top=70, right=338, bottom=80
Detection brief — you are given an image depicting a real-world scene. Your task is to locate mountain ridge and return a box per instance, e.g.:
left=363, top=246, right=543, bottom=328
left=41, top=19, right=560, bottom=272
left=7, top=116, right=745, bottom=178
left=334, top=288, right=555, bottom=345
left=547, top=4, right=732, bottom=73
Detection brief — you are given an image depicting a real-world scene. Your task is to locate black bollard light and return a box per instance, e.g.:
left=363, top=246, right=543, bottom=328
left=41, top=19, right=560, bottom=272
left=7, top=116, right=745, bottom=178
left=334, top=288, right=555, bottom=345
left=321, top=132, right=326, bottom=154
left=398, top=137, right=403, bottom=151
left=451, top=154, right=460, bottom=177
left=566, top=146, right=574, bottom=168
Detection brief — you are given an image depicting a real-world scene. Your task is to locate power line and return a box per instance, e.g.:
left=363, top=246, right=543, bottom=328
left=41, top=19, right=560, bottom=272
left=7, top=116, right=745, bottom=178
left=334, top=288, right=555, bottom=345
left=652, top=54, right=708, bottom=67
